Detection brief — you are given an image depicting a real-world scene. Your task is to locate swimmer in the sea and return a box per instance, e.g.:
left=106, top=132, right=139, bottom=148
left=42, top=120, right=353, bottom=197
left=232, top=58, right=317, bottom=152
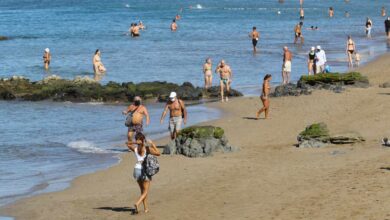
left=382, top=7, right=386, bottom=17
left=345, top=11, right=350, bottom=18
left=138, top=21, right=145, bottom=30
left=132, top=23, right=140, bottom=37
left=329, top=7, right=334, bottom=18
left=294, top=22, right=304, bottom=44
left=93, top=49, right=106, bottom=74
left=300, top=7, right=304, bottom=20
left=171, top=19, right=177, bottom=31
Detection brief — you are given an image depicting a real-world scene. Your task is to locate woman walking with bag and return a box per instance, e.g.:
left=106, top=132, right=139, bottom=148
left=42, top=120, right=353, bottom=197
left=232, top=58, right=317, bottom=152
left=127, top=133, right=160, bottom=214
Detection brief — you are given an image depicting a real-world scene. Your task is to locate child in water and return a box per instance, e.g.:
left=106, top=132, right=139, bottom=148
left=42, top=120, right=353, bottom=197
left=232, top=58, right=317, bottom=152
left=354, top=53, right=361, bottom=67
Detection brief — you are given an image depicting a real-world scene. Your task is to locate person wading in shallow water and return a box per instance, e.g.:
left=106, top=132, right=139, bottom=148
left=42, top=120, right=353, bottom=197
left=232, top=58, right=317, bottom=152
left=160, top=92, right=187, bottom=140
left=203, top=58, right=213, bottom=89
left=215, top=60, right=233, bottom=102
left=127, top=133, right=160, bottom=214
left=256, top=74, right=272, bottom=120
left=249, top=26, right=260, bottom=52
left=43, top=48, right=51, bottom=70
left=123, top=96, right=150, bottom=142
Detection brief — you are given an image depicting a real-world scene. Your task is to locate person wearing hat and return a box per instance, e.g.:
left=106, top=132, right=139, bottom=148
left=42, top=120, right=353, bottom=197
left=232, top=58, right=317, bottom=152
left=315, top=45, right=327, bottom=74
left=43, top=48, right=51, bottom=70
left=307, top=46, right=316, bottom=75
left=123, top=96, right=150, bottom=142
left=160, top=92, right=187, bottom=140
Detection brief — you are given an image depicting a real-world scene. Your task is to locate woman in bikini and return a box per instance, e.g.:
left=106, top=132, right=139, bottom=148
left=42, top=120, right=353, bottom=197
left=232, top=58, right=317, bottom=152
left=93, top=49, right=106, bottom=74
left=308, top=47, right=315, bottom=75
left=256, top=74, right=272, bottom=120
left=346, top=36, right=356, bottom=68
left=203, top=58, right=213, bottom=89
left=127, top=133, right=160, bottom=214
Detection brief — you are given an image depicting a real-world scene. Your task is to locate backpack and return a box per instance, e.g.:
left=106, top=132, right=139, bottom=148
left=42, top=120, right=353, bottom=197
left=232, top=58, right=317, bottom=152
left=124, top=106, right=139, bottom=127
left=143, top=153, right=160, bottom=176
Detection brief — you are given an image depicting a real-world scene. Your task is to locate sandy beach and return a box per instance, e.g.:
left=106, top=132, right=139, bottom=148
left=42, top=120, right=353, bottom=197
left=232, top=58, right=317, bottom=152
left=1, top=54, right=390, bottom=220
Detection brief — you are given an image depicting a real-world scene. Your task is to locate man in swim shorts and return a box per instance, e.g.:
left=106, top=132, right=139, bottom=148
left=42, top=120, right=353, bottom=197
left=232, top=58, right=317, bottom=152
left=294, top=22, right=304, bottom=44
left=215, top=60, right=233, bottom=102
left=282, top=46, right=292, bottom=84
left=250, top=26, right=260, bottom=52
left=160, top=92, right=187, bottom=140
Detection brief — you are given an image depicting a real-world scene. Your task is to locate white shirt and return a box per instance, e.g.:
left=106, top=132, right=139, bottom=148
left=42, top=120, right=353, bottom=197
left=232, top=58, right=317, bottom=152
left=315, top=50, right=327, bottom=66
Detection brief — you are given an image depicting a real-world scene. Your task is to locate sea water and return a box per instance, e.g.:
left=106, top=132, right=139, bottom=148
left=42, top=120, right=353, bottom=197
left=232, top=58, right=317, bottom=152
left=0, top=0, right=389, bottom=209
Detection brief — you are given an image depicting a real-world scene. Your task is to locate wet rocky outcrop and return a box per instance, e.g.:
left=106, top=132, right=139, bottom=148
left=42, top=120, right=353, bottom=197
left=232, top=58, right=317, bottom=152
left=297, top=123, right=365, bottom=148
left=163, top=126, right=237, bottom=157
left=272, top=72, right=369, bottom=97
left=0, top=76, right=243, bottom=103
left=0, top=36, right=8, bottom=41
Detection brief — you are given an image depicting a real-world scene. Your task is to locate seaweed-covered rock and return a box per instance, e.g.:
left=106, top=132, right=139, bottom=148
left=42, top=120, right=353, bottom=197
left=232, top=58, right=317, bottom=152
left=330, top=133, right=365, bottom=144
left=272, top=72, right=369, bottom=97
left=297, top=123, right=366, bottom=148
left=0, top=36, right=8, bottom=41
left=0, top=76, right=243, bottom=103
left=163, top=126, right=237, bottom=157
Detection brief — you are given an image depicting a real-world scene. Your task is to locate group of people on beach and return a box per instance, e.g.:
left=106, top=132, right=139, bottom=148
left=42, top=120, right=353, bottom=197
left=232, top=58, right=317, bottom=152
left=122, top=91, right=187, bottom=214
left=202, top=59, right=233, bottom=102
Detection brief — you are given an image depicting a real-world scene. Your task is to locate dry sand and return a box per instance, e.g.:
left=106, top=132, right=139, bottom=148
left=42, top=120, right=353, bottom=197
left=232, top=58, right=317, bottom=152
left=1, top=54, right=390, bottom=220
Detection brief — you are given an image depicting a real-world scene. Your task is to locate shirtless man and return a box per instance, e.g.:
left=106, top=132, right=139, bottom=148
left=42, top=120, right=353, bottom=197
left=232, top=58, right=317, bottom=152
left=329, top=7, right=334, bottom=18
left=43, top=48, right=51, bottom=70
left=250, top=26, right=260, bottom=52
left=160, top=92, right=187, bottom=140
left=132, top=23, right=140, bottom=37
left=299, top=7, right=304, bottom=20
left=282, top=46, right=292, bottom=84
left=171, top=19, right=178, bottom=31
left=123, top=96, right=150, bottom=142
left=294, top=22, right=304, bottom=44
left=215, top=60, right=233, bottom=102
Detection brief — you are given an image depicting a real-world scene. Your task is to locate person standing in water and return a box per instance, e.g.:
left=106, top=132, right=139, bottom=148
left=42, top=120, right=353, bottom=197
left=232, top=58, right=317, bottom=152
left=160, top=92, right=187, bottom=140
left=43, top=48, right=51, bottom=70
left=346, top=36, right=356, bottom=68
left=385, top=17, right=390, bottom=39
left=215, top=60, right=233, bottom=102
left=294, top=22, right=304, bottom=44
left=256, top=74, right=272, bottom=120
left=249, top=26, right=260, bottom=52
left=123, top=96, right=150, bottom=142
left=300, top=7, right=304, bottom=20
left=282, top=46, right=292, bottom=84
left=329, top=7, right=334, bottom=18
left=93, top=49, right=106, bottom=74
left=171, top=19, right=178, bottom=31
left=203, top=58, right=213, bottom=89
left=381, top=7, right=386, bottom=17
left=315, top=45, right=327, bottom=74
left=127, top=132, right=160, bottom=214
left=365, top=17, right=373, bottom=39
left=308, top=47, right=315, bottom=75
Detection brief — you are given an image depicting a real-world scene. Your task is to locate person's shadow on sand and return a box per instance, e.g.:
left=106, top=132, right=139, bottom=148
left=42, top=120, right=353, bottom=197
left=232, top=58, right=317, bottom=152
left=95, top=207, right=137, bottom=214
left=242, top=117, right=264, bottom=120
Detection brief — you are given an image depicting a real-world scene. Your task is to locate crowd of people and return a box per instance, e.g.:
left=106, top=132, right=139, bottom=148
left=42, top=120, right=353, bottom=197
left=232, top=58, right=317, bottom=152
left=35, top=3, right=390, bottom=214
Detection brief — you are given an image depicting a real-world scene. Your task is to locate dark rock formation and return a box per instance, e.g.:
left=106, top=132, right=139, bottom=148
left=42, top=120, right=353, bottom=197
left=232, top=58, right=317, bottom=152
left=272, top=72, right=369, bottom=97
left=0, top=76, right=243, bottom=103
left=297, top=123, right=365, bottom=148
left=163, top=126, right=237, bottom=157
left=0, top=36, right=8, bottom=41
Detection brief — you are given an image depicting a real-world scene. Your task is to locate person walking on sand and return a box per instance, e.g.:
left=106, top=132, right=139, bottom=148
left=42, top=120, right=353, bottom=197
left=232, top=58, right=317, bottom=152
left=282, top=46, right=292, bottom=84
left=308, top=47, right=315, bottom=75
left=171, top=19, right=178, bottom=31
left=203, top=58, right=213, bottom=89
left=127, top=132, right=160, bottom=214
left=43, top=48, right=51, bottom=70
left=329, top=7, right=334, bottom=18
left=160, top=92, right=187, bottom=140
left=256, top=74, right=272, bottom=120
left=385, top=17, right=390, bottom=39
left=215, top=60, right=233, bottom=102
left=249, top=26, right=260, bottom=52
left=315, top=45, right=327, bottom=73
left=93, top=49, right=106, bottom=74
left=365, top=17, right=373, bottom=39
left=123, top=96, right=150, bottom=142
left=346, top=36, right=356, bottom=68
left=294, top=22, right=304, bottom=44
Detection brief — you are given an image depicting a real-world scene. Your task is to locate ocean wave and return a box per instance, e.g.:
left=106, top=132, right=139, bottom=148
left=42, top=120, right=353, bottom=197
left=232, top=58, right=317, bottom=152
left=67, top=140, right=110, bottom=154
left=190, top=4, right=203, bottom=10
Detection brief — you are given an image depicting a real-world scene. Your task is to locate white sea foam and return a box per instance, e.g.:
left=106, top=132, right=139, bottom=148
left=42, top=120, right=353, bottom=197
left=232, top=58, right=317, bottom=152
left=194, top=4, right=203, bottom=9
left=125, top=4, right=130, bottom=8
left=67, top=140, right=110, bottom=154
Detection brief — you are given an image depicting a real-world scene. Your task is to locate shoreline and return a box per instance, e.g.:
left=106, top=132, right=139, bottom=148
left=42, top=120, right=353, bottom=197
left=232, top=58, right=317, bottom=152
left=1, top=52, right=390, bottom=219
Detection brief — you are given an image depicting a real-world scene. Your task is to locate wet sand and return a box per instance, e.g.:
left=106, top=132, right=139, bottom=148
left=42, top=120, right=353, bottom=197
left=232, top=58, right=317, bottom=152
left=1, top=53, right=390, bottom=220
